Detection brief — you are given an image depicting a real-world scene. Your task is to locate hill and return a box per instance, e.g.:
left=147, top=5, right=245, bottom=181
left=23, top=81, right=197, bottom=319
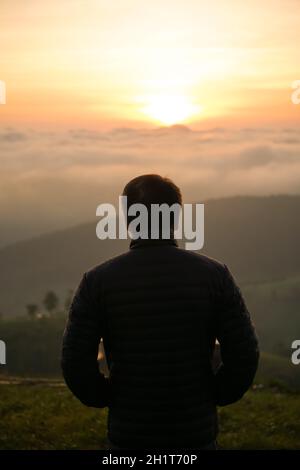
left=0, top=195, right=299, bottom=317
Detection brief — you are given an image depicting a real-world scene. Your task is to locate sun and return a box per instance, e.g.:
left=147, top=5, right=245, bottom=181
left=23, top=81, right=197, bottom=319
left=140, top=94, right=201, bottom=125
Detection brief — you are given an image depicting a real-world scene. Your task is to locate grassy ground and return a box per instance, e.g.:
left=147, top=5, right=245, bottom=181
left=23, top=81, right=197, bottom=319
left=0, top=382, right=299, bottom=450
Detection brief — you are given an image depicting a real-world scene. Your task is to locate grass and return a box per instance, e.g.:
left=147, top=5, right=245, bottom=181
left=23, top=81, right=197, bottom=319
left=0, top=383, right=107, bottom=450
left=257, top=352, right=300, bottom=390
left=0, top=382, right=299, bottom=449
left=218, top=387, right=300, bottom=449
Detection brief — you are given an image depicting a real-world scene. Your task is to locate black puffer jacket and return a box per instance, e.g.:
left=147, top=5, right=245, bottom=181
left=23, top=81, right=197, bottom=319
left=61, top=239, right=259, bottom=448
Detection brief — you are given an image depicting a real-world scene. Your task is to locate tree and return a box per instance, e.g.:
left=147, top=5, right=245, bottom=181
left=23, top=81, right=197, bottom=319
left=26, top=303, right=38, bottom=319
left=43, top=291, right=59, bottom=315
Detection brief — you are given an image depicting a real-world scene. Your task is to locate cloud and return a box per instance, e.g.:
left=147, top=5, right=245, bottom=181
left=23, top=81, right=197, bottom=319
left=0, top=124, right=299, bottom=246
left=0, top=130, right=27, bottom=142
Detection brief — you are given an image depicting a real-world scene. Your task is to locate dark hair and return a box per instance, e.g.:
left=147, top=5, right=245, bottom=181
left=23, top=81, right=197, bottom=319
left=122, top=174, right=182, bottom=234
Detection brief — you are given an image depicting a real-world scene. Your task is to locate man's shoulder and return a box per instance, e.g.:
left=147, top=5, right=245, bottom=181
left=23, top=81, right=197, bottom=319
left=175, top=246, right=226, bottom=273
left=85, top=250, right=133, bottom=281
left=85, top=247, right=227, bottom=283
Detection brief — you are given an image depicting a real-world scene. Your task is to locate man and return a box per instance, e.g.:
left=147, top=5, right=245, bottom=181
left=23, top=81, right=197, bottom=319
left=61, top=174, right=259, bottom=449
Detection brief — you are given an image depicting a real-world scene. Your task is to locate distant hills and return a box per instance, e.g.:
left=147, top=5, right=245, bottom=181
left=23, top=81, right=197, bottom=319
left=0, top=195, right=299, bottom=316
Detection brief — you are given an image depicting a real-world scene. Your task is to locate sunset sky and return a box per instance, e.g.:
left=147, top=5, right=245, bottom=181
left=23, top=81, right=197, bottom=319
left=0, top=0, right=300, bottom=246
left=1, top=0, right=299, bottom=128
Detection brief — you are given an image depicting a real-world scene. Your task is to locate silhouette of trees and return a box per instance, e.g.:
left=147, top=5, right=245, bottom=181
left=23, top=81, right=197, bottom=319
left=25, top=289, right=74, bottom=319
left=26, top=304, right=39, bottom=319
left=43, top=291, right=59, bottom=315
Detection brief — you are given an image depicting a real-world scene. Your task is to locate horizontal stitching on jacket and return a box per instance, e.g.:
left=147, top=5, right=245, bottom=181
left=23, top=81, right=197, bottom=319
left=107, top=296, right=210, bottom=310
left=107, top=306, right=211, bottom=320
left=104, top=280, right=211, bottom=295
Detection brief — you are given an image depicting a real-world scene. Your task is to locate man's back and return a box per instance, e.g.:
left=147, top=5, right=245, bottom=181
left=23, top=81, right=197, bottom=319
left=62, top=238, right=259, bottom=448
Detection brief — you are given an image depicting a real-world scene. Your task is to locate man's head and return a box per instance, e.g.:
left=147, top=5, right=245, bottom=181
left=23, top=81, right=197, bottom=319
left=122, top=174, right=182, bottom=237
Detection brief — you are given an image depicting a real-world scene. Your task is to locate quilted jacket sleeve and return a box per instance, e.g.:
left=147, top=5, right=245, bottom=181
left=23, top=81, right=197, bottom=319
left=61, top=272, right=110, bottom=408
left=214, top=264, right=259, bottom=406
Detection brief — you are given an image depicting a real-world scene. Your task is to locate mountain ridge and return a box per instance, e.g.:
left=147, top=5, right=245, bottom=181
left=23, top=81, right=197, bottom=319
left=1, top=194, right=299, bottom=316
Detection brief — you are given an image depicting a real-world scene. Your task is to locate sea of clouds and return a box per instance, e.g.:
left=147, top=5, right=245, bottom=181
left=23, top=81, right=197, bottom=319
left=0, top=124, right=299, bottom=247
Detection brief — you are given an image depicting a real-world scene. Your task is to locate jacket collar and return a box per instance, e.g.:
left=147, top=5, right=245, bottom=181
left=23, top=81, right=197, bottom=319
left=130, top=238, right=178, bottom=250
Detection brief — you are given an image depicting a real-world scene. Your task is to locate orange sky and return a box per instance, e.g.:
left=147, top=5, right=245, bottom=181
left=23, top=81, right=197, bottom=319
left=1, top=0, right=299, bottom=128
left=1, top=1, right=300, bottom=247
